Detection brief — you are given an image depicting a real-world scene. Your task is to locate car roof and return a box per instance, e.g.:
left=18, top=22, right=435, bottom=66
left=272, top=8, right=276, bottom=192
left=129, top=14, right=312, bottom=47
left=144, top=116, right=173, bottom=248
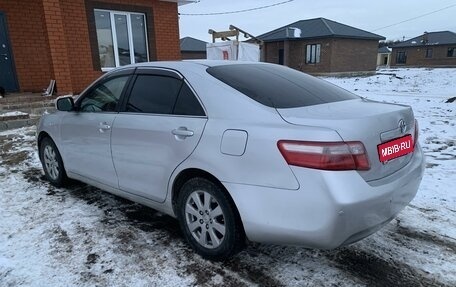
left=118, top=60, right=268, bottom=71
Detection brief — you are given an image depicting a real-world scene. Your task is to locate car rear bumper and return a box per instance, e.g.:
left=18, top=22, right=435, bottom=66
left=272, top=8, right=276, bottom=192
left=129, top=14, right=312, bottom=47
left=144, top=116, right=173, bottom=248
left=224, top=144, right=425, bottom=248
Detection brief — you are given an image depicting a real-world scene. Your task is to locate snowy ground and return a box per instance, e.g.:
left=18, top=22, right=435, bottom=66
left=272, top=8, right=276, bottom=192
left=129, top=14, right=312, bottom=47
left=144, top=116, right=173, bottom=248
left=0, top=68, right=455, bottom=286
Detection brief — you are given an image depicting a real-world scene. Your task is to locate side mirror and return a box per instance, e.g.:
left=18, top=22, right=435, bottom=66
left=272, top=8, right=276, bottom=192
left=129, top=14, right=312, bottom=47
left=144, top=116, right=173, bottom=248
left=56, top=96, right=74, bottom=111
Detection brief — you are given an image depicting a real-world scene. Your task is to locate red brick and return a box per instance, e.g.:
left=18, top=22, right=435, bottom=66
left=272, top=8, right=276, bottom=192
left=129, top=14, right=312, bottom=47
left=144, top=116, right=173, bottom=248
left=0, top=0, right=181, bottom=93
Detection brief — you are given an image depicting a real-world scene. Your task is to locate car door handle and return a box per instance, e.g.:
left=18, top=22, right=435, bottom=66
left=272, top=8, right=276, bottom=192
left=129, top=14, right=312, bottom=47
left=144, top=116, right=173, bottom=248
left=99, top=122, right=111, bottom=132
left=172, top=127, right=194, bottom=138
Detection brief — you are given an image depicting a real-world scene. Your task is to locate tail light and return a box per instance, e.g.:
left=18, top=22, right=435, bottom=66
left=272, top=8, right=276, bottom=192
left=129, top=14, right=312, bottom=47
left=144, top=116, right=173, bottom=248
left=414, top=119, right=419, bottom=147
left=277, top=140, right=370, bottom=171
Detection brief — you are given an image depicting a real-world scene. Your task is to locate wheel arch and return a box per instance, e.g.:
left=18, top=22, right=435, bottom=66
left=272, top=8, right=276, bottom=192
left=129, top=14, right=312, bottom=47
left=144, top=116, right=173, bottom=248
left=37, top=131, right=51, bottom=162
left=171, top=168, right=245, bottom=233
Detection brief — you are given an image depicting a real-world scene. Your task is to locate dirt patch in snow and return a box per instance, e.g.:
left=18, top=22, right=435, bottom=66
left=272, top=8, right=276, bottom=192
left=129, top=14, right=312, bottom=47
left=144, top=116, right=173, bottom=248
left=328, top=248, right=447, bottom=287
left=2, top=150, right=29, bottom=166
left=223, top=257, right=286, bottom=287
left=22, top=167, right=44, bottom=183
left=394, top=225, right=456, bottom=254
left=51, top=226, right=74, bottom=254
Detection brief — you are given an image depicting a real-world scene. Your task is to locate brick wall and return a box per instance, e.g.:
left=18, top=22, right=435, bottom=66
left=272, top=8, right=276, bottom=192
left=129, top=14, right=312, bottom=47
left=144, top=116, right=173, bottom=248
left=264, top=41, right=284, bottom=65
left=264, top=38, right=378, bottom=74
left=288, top=39, right=332, bottom=73
left=43, top=0, right=73, bottom=92
left=0, top=0, right=53, bottom=92
left=1, top=0, right=181, bottom=94
left=153, top=0, right=180, bottom=61
left=329, top=38, right=378, bottom=73
left=391, top=45, right=456, bottom=67
left=65, top=0, right=181, bottom=93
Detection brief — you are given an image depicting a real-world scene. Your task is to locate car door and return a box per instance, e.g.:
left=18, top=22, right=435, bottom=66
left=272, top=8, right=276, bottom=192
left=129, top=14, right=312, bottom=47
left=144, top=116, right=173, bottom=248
left=111, top=68, right=207, bottom=202
left=60, top=72, right=132, bottom=187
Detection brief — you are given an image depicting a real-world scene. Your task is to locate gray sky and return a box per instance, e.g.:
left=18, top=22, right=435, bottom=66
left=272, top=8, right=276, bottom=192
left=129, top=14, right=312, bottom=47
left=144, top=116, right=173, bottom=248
left=178, top=0, right=456, bottom=42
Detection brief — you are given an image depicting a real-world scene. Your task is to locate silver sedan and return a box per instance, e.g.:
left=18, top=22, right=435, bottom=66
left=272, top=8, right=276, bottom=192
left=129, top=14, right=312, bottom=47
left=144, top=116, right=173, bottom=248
left=37, top=61, right=425, bottom=260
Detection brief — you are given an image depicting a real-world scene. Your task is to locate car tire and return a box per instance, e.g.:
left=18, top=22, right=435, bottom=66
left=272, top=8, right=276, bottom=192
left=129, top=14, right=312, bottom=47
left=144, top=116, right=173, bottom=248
left=177, top=177, right=245, bottom=260
left=39, top=137, right=68, bottom=187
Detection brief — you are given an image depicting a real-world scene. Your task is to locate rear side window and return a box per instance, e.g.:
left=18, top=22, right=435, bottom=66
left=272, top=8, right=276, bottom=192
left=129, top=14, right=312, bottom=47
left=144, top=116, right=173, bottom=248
left=126, top=74, right=205, bottom=116
left=207, top=64, right=359, bottom=108
left=174, top=84, right=205, bottom=116
left=127, top=75, right=182, bottom=114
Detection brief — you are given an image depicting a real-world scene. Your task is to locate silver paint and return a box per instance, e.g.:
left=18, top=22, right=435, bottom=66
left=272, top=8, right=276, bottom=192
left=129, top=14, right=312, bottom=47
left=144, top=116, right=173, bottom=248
left=37, top=61, right=425, bottom=248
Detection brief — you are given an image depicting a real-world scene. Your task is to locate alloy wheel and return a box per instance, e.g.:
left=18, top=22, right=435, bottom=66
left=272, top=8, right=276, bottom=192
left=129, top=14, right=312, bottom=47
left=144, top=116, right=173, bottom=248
left=185, top=190, right=226, bottom=249
left=43, top=145, right=59, bottom=180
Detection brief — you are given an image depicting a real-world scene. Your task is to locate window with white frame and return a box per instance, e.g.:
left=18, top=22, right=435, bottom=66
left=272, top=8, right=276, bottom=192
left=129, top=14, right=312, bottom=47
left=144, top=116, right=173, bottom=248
left=306, top=44, right=321, bottom=64
left=94, top=9, right=148, bottom=70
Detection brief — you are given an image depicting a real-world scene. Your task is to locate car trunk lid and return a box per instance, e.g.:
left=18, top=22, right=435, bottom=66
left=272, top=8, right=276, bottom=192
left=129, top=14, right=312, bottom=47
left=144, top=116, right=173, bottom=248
left=276, top=99, right=416, bottom=182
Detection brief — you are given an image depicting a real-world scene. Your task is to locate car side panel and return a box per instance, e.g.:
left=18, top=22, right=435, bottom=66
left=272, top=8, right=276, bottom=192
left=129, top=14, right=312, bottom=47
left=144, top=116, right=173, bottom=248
left=111, top=114, right=207, bottom=203
left=59, top=112, right=118, bottom=188
left=171, top=117, right=343, bottom=192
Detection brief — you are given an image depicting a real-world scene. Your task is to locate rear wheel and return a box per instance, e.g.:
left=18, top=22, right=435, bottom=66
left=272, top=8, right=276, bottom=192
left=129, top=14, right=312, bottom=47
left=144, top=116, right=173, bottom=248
left=39, top=137, right=67, bottom=187
left=177, top=177, right=245, bottom=260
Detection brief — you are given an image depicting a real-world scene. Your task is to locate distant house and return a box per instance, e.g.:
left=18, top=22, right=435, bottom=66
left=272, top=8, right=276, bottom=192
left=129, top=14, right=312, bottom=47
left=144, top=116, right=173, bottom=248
left=257, top=17, right=385, bottom=75
left=390, top=31, right=456, bottom=67
left=180, top=37, right=207, bottom=59
left=377, top=46, right=391, bottom=66
left=0, top=0, right=188, bottom=95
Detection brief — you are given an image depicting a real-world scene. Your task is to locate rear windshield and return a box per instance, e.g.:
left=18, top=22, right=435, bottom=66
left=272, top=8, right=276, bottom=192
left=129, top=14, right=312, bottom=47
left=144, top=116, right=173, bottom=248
left=207, top=64, right=359, bottom=108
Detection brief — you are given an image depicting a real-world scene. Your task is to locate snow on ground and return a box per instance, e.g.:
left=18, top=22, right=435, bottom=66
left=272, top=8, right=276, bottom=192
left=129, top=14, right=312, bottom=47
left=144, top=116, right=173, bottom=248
left=0, top=111, right=29, bottom=117
left=0, top=68, right=455, bottom=287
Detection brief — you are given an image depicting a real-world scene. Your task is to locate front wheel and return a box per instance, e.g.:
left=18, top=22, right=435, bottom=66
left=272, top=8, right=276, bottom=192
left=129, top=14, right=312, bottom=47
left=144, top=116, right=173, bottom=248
left=177, top=177, right=245, bottom=260
left=39, top=137, right=67, bottom=187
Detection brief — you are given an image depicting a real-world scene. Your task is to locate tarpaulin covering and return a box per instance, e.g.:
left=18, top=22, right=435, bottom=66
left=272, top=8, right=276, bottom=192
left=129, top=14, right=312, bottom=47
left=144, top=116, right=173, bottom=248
left=206, top=41, right=259, bottom=61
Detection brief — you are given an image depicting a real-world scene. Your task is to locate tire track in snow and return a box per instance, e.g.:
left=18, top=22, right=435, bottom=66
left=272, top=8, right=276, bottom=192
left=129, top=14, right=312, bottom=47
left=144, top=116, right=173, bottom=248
left=34, top=174, right=284, bottom=286
left=327, top=248, right=449, bottom=287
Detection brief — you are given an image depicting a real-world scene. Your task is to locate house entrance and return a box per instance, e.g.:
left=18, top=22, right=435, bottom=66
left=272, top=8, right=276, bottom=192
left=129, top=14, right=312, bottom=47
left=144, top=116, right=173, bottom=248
left=279, top=49, right=284, bottom=65
left=0, top=11, right=19, bottom=93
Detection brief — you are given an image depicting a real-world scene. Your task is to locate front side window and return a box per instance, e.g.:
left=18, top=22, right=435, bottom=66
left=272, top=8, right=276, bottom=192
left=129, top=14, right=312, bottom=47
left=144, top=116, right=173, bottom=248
left=396, top=51, right=407, bottom=64
left=306, top=44, right=321, bottom=64
left=94, top=10, right=148, bottom=70
left=79, top=76, right=129, bottom=112
left=448, top=47, right=456, bottom=57
left=425, top=48, right=433, bottom=58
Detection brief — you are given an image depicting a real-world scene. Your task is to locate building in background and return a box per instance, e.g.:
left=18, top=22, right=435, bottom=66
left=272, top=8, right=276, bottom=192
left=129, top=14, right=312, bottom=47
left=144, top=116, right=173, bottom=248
left=377, top=46, right=391, bottom=67
left=0, top=0, right=188, bottom=94
left=180, top=37, right=207, bottom=59
left=390, top=31, right=456, bottom=67
left=258, top=18, right=385, bottom=75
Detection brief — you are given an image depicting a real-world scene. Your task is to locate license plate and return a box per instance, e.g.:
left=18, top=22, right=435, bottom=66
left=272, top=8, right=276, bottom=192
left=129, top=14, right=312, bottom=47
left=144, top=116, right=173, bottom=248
left=378, top=135, right=414, bottom=162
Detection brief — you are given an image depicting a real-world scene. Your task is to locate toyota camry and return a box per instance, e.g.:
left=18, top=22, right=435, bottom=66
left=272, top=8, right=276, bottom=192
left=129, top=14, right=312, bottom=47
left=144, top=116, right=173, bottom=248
left=37, top=61, right=425, bottom=260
